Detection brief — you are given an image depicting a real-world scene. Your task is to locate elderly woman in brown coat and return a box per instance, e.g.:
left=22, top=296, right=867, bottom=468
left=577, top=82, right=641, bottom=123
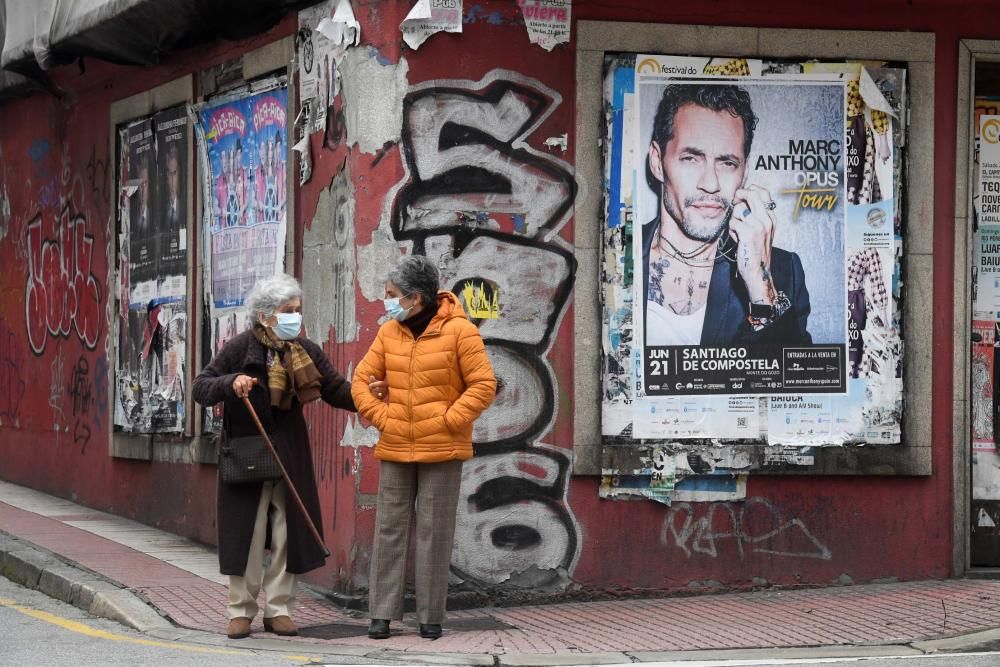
left=193, top=273, right=355, bottom=639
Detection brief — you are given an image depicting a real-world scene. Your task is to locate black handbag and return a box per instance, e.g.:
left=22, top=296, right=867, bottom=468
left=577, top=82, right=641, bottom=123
left=218, top=434, right=282, bottom=484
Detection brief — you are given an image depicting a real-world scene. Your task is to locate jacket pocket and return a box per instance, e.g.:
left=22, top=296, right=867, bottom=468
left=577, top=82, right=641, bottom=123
left=372, top=403, right=390, bottom=431
left=442, top=407, right=463, bottom=434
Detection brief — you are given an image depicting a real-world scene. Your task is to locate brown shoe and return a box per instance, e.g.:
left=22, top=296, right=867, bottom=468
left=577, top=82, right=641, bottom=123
left=227, top=617, right=251, bottom=639
left=263, top=615, right=298, bottom=636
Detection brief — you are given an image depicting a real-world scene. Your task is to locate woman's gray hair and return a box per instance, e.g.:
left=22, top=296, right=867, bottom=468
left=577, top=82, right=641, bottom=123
left=388, top=255, right=439, bottom=308
left=245, top=273, right=302, bottom=320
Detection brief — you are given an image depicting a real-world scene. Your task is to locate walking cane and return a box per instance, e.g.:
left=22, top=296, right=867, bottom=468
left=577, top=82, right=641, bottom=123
left=241, top=395, right=330, bottom=558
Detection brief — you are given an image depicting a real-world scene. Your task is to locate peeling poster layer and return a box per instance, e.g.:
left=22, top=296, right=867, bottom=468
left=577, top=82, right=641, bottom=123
left=339, top=48, right=409, bottom=155
left=303, top=166, right=358, bottom=344
left=356, top=227, right=405, bottom=303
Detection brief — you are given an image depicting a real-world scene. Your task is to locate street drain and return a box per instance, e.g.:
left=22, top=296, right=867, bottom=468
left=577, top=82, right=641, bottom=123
left=298, top=623, right=370, bottom=639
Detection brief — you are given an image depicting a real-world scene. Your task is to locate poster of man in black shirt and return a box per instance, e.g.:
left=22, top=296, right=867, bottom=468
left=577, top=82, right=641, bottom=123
left=127, top=118, right=156, bottom=294
left=634, top=76, right=848, bottom=396
left=154, top=106, right=188, bottom=281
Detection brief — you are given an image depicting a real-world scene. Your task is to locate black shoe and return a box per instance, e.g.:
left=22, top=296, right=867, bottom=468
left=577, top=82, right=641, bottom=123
left=368, top=619, right=390, bottom=639
left=419, top=623, right=442, bottom=639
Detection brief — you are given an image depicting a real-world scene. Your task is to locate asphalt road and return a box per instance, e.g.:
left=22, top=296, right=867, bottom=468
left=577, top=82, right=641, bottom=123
left=0, top=576, right=409, bottom=666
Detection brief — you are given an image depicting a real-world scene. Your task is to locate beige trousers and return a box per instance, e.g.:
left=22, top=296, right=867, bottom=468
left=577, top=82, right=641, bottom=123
left=368, top=460, right=463, bottom=624
left=228, top=480, right=297, bottom=620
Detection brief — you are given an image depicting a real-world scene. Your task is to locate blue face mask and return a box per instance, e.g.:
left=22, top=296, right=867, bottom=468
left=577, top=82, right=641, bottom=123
left=272, top=312, right=302, bottom=340
left=383, top=295, right=412, bottom=322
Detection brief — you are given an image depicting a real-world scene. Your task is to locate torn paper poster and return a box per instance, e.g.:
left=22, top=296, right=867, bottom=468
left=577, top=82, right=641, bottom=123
left=400, top=0, right=462, bottom=50
left=298, top=0, right=359, bottom=134
left=672, top=474, right=748, bottom=502
left=293, top=134, right=312, bottom=186
left=293, top=107, right=312, bottom=186
left=859, top=67, right=896, bottom=117
left=519, top=0, right=571, bottom=51
left=974, top=451, right=1000, bottom=501
left=972, top=321, right=996, bottom=452
left=114, top=303, right=187, bottom=433
left=600, top=444, right=676, bottom=506
left=316, top=0, right=360, bottom=46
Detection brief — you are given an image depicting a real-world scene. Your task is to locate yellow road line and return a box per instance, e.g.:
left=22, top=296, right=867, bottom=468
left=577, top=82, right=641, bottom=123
left=0, top=595, right=321, bottom=661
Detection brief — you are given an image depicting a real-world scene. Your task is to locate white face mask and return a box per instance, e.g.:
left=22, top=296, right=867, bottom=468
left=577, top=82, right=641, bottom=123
left=383, top=295, right=413, bottom=322
left=272, top=312, right=302, bottom=339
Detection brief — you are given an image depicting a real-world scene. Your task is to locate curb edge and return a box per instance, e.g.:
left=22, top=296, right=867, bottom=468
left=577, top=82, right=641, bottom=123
left=0, top=531, right=173, bottom=633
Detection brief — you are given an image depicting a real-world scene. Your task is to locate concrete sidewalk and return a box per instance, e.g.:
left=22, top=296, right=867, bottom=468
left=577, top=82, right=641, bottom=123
left=3, top=478, right=1000, bottom=666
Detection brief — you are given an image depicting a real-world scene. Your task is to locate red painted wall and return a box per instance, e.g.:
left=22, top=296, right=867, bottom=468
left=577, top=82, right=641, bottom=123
left=0, top=0, right=983, bottom=596
left=0, top=22, right=301, bottom=549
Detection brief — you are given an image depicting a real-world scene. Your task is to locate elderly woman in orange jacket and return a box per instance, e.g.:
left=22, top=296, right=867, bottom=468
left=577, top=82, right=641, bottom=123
left=352, top=255, right=496, bottom=641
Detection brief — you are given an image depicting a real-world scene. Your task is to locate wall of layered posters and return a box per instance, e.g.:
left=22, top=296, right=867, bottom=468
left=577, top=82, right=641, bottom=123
left=599, top=54, right=907, bottom=502
left=114, top=106, right=190, bottom=433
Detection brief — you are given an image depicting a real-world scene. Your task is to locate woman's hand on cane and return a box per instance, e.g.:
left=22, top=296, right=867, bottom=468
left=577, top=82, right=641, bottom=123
left=232, top=375, right=257, bottom=398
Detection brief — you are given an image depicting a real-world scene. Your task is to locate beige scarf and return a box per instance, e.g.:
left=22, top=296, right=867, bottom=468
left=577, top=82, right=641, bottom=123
left=252, top=326, right=322, bottom=410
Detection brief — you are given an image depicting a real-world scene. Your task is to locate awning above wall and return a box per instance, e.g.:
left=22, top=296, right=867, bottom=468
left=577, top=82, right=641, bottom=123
left=2, top=0, right=56, bottom=74
left=49, top=0, right=318, bottom=66
left=48, top=0, right=173, bottom=66
left=3, top=0, right=316, bottom=73
left=0, top=1, right=43, bottom=96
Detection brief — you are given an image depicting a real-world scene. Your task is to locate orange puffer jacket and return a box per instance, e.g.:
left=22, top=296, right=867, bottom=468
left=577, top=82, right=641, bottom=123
left=351, top=291, right=496, bottom=463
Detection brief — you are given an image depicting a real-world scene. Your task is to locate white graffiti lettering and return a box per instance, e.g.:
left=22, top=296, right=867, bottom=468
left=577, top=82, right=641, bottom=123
left=24, top=207, right=102, bottom=355
left=660, top=497, right=832, bottom=561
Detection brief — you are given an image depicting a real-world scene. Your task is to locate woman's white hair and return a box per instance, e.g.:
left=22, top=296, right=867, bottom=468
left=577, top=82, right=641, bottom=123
left=245, top=273, right=302, bottom=320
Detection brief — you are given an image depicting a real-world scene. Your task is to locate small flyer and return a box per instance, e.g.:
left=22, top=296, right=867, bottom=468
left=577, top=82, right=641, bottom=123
left=401, top=0, right=462, bottom=50
left=519, top=0, right=571, bottom=51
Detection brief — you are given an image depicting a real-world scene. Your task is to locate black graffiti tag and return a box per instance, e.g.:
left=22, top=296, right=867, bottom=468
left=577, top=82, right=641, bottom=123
left=67, top=356, right=93, bottom=452
left=0, top=317, right=26, bottom=425
left=85, top=144, right=110, bottom=206
left=391, top=71, right=579, bottom=587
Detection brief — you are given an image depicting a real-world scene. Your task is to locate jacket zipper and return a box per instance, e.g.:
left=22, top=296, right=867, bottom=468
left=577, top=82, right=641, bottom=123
left=406, top=324, right=441, bottom=459
left=408, top=334, right=416, bottom=455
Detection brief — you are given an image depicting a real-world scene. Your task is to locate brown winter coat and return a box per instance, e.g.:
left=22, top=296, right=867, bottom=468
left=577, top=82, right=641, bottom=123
left=351, top=291, right=496, bottom=463
left=192, top=328, right=355, bottom=575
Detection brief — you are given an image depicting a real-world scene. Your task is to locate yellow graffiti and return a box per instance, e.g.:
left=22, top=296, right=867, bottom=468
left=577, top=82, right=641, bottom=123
left=781, top=186, right=839, bottom=222
left=463, top=281, right=499, bottom=319
left=702, top=58, right=750, bottom=77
